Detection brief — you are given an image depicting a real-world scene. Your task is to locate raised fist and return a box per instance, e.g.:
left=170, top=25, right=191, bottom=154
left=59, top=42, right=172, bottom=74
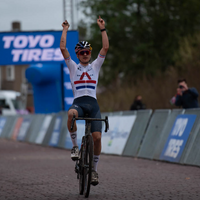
left=97, top=16, right=105, bottom=29
left=62, top=20, right=70, bottom=29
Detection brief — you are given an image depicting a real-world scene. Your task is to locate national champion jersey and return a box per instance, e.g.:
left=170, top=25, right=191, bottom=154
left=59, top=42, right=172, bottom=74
left=64, top=54, right=105, bottom=99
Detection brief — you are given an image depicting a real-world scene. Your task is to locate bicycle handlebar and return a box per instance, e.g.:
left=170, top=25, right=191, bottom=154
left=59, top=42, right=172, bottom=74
left=70, top=114, right=109, bottom=132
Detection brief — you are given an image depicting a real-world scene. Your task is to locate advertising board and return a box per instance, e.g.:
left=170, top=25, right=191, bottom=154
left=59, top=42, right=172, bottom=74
left=102, top=115, right=136, bottom=155
left=17, top=117, right=31, bottom=141
left=49, top=116, right=62, bottom=147
left=160, top=114, right=196, bottom=162
left=0, top=117, right=7, bottom=136
left=35, top=115, right=53, bottom=144
left=0, top=31, right=78, bottom=65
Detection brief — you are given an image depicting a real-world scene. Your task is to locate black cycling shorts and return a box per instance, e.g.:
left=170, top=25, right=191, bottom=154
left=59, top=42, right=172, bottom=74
left=69, top=96, right=102, bottom=133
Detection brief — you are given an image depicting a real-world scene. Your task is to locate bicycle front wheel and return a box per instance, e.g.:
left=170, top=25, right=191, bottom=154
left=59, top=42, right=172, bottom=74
left=84, top=134, right=93, bottom=198
left=79, top=137, right=85, bottom=195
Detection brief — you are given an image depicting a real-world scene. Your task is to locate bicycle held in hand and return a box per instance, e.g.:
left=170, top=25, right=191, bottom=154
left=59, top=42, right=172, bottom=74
left=70, top=114, right=109, bottom=198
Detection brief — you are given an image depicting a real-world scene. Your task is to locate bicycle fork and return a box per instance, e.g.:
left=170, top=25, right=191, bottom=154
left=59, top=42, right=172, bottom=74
left=75, top=136, right=94, bottom=179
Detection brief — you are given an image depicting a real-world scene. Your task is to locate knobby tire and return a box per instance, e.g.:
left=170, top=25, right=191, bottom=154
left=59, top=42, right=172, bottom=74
left=84, top=135, right=93, bottom=198
left=79, top=137, right=85, bottom=195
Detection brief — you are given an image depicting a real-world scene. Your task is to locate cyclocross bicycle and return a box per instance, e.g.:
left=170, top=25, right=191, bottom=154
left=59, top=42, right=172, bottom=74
left=70, top=114, right=109, bottom=198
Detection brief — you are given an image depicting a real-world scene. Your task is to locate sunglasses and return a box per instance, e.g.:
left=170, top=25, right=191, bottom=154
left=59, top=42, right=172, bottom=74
left=78, top=50, right=91, bottom=55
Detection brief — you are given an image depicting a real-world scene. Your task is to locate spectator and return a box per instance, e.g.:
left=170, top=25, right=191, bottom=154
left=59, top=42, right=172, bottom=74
left=130, top=95, right=146, bottom=110
left=171, top=78, right=199, bottom=109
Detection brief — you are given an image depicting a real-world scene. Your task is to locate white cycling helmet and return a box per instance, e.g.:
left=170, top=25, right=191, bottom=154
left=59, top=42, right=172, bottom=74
left=75, top=41, right=92, bottom=54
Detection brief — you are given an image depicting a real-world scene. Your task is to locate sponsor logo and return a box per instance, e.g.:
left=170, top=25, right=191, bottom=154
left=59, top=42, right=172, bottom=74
left=2, top=34, right=63, bottom=62
left=71, top=133, right=76, bottom=139
left=164, top=139, right=184, bottom=158
left=160, top=114, right=196, bottom=162
left=163, top=117, right=188, bottom=159
left=171, top=118, right=188, bottom=137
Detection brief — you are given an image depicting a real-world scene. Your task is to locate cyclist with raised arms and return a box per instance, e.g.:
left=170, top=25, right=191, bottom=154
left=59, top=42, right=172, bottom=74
left=60, top=16, right=109, bottom=186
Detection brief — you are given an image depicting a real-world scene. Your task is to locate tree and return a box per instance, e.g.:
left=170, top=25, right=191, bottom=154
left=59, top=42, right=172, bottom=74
left=77, top=19, right=87, bottom=41
left=81, top=0, right=200, bottom=85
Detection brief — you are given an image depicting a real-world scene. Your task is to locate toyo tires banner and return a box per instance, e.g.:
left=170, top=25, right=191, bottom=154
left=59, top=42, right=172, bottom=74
left=0, top=30, right=78, bottom=65
left=160, top=114, right=196, bottom=162
left=0, top=30, right=79, bottom=111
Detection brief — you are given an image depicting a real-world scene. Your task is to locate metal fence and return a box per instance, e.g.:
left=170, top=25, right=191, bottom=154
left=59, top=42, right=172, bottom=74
left=1, top=108, right=200, bottom=167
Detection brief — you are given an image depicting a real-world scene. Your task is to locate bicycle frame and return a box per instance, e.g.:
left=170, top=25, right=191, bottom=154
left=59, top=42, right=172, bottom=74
left=71, top=114, right=109, bottom=197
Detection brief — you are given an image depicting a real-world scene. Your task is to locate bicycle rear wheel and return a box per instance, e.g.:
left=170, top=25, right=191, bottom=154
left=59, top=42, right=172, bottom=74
left=83, top=135, right=93, bottom=198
